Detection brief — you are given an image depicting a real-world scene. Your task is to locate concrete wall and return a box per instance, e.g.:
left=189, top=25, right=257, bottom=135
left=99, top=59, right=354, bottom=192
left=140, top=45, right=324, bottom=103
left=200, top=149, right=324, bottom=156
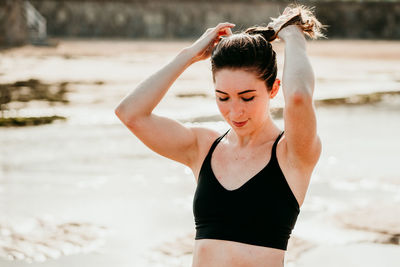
left=4, top=0, right=400, bottom=40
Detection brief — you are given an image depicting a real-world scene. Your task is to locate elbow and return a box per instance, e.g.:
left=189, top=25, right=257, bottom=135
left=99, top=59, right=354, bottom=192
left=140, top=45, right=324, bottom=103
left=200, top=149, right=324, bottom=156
left=114, top=105, right=135, bottom=126
left=114, top=105, right=125, bottom=121
left=114, top=105, right=147, bottom=129
left=114, top=106, right=120, bottom=116
left=287, top=89, right=313, bottom=106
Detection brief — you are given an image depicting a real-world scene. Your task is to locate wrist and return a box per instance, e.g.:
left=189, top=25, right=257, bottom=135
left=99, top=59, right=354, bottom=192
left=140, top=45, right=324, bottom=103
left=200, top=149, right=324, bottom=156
left=278, top=25, right=305, bottom=42
left=179, top=47, right=197, bottom=65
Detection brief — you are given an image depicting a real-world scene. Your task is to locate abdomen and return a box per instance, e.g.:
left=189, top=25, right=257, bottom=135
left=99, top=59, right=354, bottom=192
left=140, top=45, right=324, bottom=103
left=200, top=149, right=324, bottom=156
left=192, top=239, right=285, bottom=267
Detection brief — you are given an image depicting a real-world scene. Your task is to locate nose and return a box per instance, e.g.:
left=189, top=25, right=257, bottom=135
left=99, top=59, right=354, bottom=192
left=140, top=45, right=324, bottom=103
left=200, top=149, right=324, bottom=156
left=230, top=103, right=245, bottom=120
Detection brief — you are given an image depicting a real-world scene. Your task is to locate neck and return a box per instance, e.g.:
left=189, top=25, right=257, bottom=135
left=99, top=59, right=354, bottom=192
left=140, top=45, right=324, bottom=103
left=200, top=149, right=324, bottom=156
left=228, top=116, right=280, bottom=147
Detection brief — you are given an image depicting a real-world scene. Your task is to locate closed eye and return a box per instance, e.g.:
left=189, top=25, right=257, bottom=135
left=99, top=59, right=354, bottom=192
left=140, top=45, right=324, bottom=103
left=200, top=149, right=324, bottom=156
left=218, top=96, right=255, bottom=102
left=242, top=96, right=255, bottom=102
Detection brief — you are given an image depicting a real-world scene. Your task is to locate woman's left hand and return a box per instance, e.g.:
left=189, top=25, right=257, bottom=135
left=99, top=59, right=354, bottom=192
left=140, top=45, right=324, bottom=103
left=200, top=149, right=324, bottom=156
left=277, top=25, right=304, bottom=42
left=267, top=7, right=303, bottom=42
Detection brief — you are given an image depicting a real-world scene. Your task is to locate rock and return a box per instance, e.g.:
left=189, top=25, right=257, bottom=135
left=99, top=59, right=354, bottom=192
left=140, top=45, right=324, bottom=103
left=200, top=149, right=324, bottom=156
left=0, top=217, right=108, bottom=262
left=332, top=201, right=400, bottom=245
left=294, top=243, right=400, bottom=267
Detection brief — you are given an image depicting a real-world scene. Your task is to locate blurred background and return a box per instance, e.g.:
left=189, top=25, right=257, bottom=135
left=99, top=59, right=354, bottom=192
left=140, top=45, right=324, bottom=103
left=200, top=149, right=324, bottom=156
left=1, top=0, right=399, bottom=266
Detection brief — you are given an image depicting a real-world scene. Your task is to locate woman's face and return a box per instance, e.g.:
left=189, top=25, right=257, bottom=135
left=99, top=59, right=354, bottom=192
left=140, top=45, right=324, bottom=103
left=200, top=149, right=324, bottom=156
left=214, top=69, right=274, bottom=133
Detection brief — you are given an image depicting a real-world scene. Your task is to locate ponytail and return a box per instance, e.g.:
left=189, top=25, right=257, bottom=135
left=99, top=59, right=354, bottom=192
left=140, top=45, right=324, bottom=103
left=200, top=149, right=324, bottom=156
left=245, top=4, right=327, bottom=42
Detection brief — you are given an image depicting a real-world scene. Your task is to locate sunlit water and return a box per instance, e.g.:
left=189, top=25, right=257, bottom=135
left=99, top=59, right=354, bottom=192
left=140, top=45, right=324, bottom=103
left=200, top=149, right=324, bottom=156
left=0, top=40, right=399, bottom=266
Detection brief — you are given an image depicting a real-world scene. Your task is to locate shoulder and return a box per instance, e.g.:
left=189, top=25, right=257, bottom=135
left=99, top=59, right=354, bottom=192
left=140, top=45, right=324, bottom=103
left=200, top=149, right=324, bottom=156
left=191, top=127, right=221, bottom=151
left=189, top=127, right=225, bottom=179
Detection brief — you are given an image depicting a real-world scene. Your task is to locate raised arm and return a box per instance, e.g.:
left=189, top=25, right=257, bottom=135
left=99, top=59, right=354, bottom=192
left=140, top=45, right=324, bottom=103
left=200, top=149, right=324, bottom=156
left=279, top=25, right=321, bottom=168
left=114, top=23, right=235, bottom=168
left=114, top=49, right=198, bottom=167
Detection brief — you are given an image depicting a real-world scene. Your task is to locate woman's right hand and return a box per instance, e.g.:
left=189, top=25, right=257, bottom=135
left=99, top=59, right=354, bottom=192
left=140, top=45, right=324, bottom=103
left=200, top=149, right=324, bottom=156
left=186, top=22, right=235, bottom=64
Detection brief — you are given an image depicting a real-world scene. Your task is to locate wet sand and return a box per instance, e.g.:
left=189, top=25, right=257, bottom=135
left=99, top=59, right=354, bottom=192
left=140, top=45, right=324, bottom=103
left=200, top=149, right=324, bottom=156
left=0, top=39, right=399, bottom=266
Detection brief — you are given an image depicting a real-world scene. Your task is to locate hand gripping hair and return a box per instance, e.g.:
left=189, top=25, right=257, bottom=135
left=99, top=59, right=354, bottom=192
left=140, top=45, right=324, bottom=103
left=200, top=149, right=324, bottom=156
left=245, top=4, right=328, bottom=42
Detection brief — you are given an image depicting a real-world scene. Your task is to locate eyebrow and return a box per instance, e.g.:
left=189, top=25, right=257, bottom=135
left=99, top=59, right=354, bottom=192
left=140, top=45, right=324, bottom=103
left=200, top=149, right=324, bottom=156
left=215, top=89, right=256, bottom=95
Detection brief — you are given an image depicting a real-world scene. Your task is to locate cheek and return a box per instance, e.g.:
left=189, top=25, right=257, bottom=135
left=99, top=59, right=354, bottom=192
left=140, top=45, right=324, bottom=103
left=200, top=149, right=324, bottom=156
left=216, top=102, right=229, bottom=116
left=251, top=99, right=269, bottom=116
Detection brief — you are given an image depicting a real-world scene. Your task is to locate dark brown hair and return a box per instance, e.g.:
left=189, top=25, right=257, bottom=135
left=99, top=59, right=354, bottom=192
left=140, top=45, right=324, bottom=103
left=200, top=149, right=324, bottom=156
left=211, top=4, right=327, bottom=91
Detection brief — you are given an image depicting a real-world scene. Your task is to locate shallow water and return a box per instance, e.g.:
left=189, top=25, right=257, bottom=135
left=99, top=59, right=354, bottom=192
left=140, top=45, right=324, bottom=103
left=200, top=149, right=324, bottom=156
left=0, top=39, right=399, bottom=266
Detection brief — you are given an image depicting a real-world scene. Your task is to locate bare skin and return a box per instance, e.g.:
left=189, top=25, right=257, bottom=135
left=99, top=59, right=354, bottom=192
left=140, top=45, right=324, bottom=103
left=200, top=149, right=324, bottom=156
left=190, top=68, right=316, bottom=267
left=115, top=9, right=322, bottom=267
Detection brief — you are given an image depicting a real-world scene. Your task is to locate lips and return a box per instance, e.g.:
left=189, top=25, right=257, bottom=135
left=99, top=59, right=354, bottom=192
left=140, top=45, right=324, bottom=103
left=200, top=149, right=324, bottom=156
left=232, top=120, right=248, bottom=127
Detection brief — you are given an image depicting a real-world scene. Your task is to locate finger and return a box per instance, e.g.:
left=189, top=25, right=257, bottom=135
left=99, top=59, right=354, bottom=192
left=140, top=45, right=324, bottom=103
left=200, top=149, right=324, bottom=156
left=215, top=22, right=235, bottom=31
left=217, top=22, right=235, bottom=27
left=282, top=7, right=290, bottom=15
left=218, top=27, right=233, bottom=36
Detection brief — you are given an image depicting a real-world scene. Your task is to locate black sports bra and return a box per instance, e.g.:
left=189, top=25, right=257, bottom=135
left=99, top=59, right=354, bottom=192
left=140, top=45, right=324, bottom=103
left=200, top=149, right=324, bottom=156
left=192, top=129, right=300, bottom=251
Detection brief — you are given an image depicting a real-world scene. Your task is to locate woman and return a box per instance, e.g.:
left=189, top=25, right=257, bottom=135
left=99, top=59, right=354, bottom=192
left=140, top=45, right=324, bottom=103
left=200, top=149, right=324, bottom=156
left=115, top=4, right=325, bottom=267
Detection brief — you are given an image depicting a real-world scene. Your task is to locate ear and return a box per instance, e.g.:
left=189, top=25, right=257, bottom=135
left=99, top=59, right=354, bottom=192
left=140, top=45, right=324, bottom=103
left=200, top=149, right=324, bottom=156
left=269, top=79, right=280, bottom=99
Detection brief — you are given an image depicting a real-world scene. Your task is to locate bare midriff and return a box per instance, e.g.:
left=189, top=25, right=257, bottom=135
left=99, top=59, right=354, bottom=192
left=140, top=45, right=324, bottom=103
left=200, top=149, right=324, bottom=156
left=191, top=239, right=285, bottom=267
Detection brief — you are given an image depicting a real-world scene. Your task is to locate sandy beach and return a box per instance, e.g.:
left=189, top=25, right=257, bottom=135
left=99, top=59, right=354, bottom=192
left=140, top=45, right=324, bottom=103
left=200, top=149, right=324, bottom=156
left=0, top=39, right=399, bottom=266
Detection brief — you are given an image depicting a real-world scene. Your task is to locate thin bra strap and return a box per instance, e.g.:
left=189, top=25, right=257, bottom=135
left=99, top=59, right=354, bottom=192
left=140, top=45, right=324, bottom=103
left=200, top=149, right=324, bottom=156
left=208, top=129, right=281, bottom=159
left=209, top=128, right=230, bottom=154
left=271, top=130, right=284, bottom=158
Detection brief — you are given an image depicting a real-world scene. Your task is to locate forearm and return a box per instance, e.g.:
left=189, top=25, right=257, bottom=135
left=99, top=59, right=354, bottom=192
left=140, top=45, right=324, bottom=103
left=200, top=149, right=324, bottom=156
left=114, top=48, right=194, bottom=121
left=281, top=34, right=315, bottom=100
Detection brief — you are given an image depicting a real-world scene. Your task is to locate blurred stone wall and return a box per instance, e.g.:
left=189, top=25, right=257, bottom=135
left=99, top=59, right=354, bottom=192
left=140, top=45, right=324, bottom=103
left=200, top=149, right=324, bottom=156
left=16, top=0, right=400, bottom=39
left=0, top=0, right=29, bottom=47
